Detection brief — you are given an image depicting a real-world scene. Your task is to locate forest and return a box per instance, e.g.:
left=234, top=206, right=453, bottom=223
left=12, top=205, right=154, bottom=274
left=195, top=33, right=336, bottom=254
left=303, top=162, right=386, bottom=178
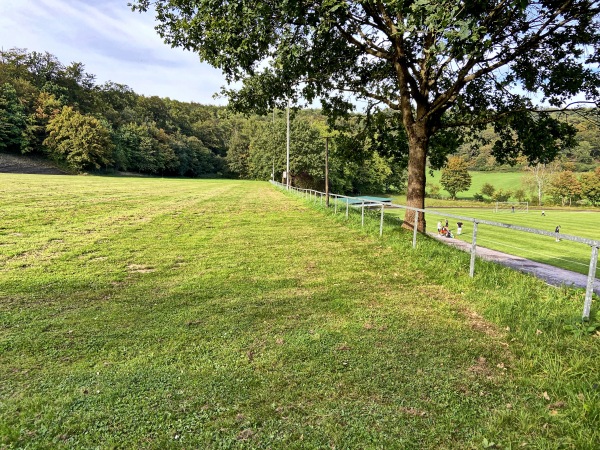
left=0, top=49, right=406, bottom=194
left=1, top=48, right=599, bottom=195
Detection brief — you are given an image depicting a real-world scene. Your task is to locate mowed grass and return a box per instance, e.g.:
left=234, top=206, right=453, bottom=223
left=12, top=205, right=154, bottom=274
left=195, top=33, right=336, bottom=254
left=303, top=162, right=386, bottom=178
left=385, top=206, right=600, bottom=277
left=427, top=170, right=527, bottom=200
left=1, top=175, right=599, bottom=449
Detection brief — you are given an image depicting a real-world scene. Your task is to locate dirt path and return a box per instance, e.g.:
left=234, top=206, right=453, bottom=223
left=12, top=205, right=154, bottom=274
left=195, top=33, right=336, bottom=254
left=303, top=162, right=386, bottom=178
left=430, top=233, right=600, bottom=295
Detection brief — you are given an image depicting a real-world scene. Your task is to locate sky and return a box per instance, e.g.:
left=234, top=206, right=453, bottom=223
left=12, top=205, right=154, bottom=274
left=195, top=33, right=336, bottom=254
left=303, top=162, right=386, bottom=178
left=0, top=0, right=228, bottom=104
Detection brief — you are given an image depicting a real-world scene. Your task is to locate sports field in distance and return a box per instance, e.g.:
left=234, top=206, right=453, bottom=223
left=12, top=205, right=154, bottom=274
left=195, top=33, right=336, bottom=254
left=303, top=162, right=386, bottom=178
left=427, top=170, right=526, bottom=199
left=388, top=205, right=600, bottom=277
left=385, top=206, right=600, bottom=277
left=1, top=174, right=599, bottom=448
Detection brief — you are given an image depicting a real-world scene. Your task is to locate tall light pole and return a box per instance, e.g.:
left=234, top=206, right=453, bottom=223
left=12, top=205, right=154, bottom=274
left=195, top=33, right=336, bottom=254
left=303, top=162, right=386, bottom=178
left=286, top=97, right=290, bottom=190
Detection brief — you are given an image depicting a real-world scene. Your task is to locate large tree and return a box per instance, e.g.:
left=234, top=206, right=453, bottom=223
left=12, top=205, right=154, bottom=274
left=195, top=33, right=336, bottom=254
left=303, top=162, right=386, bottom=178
left=44, top=106, right=113, bottom=171
left=132, top=0, right=599, bottom=230
left=547, top=170, right=582, bottom=205
left=440, top=156, right=472, bottom=199
left=579, top=167, right=600, bottom=206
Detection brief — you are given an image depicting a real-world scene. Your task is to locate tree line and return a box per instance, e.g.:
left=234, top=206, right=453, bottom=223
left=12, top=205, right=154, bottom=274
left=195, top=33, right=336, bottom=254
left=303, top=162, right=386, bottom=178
left=429, top=156, right=600, bottom=207
left=0, top=48, right=404, bottom=194
left=453, top=112, right=600, bottom=173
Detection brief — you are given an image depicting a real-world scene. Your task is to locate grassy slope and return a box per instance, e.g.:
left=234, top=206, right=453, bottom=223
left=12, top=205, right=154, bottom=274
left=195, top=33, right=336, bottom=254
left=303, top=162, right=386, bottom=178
left=1, top=175, right=599, bottom=449
left=427, top=170, right=526, bottom=200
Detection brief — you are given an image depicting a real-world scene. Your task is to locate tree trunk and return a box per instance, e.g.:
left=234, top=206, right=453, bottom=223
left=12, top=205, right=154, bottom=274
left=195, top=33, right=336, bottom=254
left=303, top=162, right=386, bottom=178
left=403, top=126, right=428, bottom=232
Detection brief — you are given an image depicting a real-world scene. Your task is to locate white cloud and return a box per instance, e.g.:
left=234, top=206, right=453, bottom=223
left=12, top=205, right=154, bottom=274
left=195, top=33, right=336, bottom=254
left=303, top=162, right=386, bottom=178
left=0, top=0, right=228, bottom=103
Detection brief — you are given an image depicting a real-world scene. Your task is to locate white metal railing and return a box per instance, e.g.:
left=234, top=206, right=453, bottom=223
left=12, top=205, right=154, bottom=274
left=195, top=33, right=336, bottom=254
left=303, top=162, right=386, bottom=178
left=270, top=180, right=599, bottom=320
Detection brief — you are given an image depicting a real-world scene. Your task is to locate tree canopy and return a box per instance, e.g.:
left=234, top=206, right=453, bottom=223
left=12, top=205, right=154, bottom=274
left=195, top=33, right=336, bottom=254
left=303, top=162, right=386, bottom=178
left=0, top=48, right=406, bottom=191
left=441, top=156, right=472, bottom=199
left=132, top=0, right=600, bottom=230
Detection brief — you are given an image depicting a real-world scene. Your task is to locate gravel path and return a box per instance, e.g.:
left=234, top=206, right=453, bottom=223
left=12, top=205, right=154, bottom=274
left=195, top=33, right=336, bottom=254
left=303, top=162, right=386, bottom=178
left=430, top=233, right=600, bottom=295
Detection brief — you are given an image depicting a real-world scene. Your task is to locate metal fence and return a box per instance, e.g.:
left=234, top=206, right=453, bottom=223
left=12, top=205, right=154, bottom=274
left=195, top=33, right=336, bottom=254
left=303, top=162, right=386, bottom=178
left=270, top=181, right=599, bottom=320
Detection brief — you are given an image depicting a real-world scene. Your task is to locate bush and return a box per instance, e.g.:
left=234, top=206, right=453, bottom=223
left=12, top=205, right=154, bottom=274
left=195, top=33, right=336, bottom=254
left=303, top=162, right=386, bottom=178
left=492, top=188, right=512, bottom=202
left=481, top=183, right=495, bottom=198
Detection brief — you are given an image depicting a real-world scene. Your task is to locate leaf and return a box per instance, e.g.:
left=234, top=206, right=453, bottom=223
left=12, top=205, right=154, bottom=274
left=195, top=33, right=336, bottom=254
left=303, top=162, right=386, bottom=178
left=542, top=391, right=551, bottom=401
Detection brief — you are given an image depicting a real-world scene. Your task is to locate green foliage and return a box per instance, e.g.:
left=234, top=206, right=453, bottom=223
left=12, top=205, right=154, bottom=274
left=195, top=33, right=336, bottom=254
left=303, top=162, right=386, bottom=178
left=249, top=118, right=326, bottom=187
left=547, top=170, right=582, bottom=206
left=441, top=156, right=472, bottom=199
left=0, top=82, right=28, bottom=152
left=491, top=188, right=513, bottom=202
left=513, top=188, right=527, bottom=202
left=579, top=168, right=600, bottom=206
left=0, top=48, right=238, bottom=178
left=481, top=183, right=495, bottom=198
left=2, top=47, right=403, bottom=188
left=44, top=106, right=113, bottom=171
left=563, top=319, right=600, bottom=337
left=131, top=0, right=600, bottom=222
left=225, top=118, right=253, bottom=178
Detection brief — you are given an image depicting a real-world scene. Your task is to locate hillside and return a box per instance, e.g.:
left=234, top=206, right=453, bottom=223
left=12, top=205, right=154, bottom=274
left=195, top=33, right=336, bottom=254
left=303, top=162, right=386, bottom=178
left=0, top=153, right=66, bottom=175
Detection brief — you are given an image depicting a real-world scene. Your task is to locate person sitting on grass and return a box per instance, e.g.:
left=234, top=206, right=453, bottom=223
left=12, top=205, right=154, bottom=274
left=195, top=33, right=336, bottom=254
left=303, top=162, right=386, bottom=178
left=439, top=226, right=453, bottom=238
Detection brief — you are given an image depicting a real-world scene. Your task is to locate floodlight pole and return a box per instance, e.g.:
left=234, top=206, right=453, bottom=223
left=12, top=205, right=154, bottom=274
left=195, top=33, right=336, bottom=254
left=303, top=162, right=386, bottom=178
left=286, top=97, right=290, bottom=190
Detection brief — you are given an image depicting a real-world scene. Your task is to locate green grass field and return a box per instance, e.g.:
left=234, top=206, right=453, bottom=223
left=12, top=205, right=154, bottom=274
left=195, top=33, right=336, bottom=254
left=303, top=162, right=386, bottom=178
left=1, top=174, right=599, bottom=448
left=427, top=170, right=527, bottom=200
left=384, top=206, right=600, bottom=277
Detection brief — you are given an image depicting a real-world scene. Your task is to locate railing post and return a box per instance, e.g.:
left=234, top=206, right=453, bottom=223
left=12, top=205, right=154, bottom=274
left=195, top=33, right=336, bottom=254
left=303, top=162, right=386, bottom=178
left=413, top=210, right=419, bottom=249
left=583, top=245, right=598, bottom=320
left=380, top=204, right=384, bottom=236
left=470, top=221, right=478, bottom=277
left=334, top=196, right=338, bottom=214
left=361, top=201, right=365, bottom=226
left=346, top=199, right=349, bottom=219
left=320, top=192, right=323, bottom=206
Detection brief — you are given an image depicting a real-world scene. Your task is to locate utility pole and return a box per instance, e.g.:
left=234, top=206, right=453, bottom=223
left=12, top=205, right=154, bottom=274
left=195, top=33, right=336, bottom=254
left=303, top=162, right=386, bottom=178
left=322, top=136, right=332, bottom=207
left=286, top=97, right=290, bottom=190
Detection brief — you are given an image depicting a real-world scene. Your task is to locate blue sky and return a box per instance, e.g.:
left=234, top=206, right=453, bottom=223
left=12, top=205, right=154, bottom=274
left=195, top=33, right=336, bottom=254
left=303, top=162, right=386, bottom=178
left=0, top=0, right=228, bottom=104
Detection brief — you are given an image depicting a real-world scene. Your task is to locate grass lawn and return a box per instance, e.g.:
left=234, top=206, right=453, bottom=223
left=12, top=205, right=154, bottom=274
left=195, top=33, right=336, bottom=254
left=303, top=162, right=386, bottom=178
left=384, top=206, right=600, bottom=277
left=1, top=175, right=599, bottom=448
left=427, top=170, right=526, bottom=200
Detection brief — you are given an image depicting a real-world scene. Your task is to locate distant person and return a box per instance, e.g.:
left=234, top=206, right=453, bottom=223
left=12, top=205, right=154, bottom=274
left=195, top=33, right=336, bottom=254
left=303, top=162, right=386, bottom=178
left=541, top=210, right=545, bottom=216
left=445, top=218, right=449, bottom=227
left=511, top=206, right=515, bottom=213
left=457, top=221, right=463, bottom=235
left=555, top=225, right=561, bottom=242
left=437, top=221, right=442, bottom=232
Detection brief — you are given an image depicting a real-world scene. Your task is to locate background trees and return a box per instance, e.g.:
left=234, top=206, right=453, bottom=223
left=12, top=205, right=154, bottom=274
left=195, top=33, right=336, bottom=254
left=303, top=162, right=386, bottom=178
left=44, top=106, right=113, bottom=171
left=547, top=171, right=582, bottom=206
left=0, top=83, right=28, bottom=152
left=2, top=46, right=599, bottom=204
left=579, top=168, right=600, bottom=206
left=0, top=48, right=404, bottom=192
left=132, top=0, right=600, bottom=231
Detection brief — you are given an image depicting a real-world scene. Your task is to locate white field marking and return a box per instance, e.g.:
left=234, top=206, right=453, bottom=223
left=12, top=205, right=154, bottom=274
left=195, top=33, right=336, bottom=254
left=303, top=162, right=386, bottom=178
left=478, top=238, right=589, bottom=268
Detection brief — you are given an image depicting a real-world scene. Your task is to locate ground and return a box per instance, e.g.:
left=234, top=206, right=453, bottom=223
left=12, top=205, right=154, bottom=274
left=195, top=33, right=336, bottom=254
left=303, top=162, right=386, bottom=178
left=0, top=153, right=65, bottom=175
